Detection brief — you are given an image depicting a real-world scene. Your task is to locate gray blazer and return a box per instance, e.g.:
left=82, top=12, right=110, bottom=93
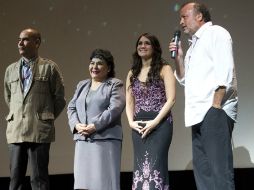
left=67, top=78, right=126, bottom=141
left=4, top=57, right=66, bottom=143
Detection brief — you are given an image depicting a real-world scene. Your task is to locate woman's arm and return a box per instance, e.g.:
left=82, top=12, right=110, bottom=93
left=125, top=71, right=143, bottom=133
left=67, top=81, right=85, bottom=134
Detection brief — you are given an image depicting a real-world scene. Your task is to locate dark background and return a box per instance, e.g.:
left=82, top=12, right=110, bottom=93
left=0, top=0, right=253, bottom=188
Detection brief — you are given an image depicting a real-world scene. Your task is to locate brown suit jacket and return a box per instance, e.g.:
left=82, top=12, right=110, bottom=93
left=4, top=57, right=66, bottom=143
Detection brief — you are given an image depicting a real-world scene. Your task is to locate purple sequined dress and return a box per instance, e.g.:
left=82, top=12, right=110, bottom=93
left=131, top=79, right=173, bottom=190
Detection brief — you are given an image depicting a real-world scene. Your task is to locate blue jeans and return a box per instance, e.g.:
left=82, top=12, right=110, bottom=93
left=192, top=107, right=235, bottom=190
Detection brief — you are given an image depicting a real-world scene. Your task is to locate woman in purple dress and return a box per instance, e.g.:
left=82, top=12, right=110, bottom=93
left=126, top=33, right=176, bottom=190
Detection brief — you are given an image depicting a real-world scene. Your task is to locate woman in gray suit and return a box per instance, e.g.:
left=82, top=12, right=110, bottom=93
left=67, top=49, right=126, bottom=190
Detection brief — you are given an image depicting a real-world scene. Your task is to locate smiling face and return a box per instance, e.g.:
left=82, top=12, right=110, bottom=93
left=179, top=3, right=204, bottom=36
left=137, top=36, right=153, bottom=60
left=89, top=57, right=110, bottom=82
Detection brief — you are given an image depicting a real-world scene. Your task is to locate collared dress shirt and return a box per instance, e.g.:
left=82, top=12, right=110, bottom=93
left=175, top=21, right=238, bottom=127
left=21, top=58, right=34, bottom=94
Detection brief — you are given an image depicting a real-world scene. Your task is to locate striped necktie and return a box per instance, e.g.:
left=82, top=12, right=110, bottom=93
left=22, top=62, right=31, bottom=93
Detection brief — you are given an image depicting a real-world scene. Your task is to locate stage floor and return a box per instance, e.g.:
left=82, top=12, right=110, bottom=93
left=0, top=169, right=253, bottom=190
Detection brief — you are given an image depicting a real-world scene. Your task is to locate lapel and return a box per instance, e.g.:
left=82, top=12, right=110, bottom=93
left=80, top=80, right=92, bottom=114
left=73, top=79, right=91, bottom=124
left=14, top=59, right=23, bottom=97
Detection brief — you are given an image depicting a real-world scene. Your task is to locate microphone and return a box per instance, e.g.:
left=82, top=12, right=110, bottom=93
left=170, top=30, right=181, bottom=59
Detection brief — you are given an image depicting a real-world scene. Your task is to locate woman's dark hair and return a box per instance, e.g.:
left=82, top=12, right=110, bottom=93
left=181, top=1, right=211, bottom=22
left=90, top=48, right=115, bottom=78
left=130, top=33, right=166, bottom=87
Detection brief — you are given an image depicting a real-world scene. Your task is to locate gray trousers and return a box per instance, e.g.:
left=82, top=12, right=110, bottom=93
left=192, top=107, right=235, bottom=190
left=8, top=143, right=50, bottom=190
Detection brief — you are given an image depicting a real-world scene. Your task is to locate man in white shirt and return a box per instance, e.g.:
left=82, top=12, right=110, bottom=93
left=169, top=2, right=238, bottom=190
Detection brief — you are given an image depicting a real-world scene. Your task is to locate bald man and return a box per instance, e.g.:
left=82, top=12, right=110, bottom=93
left=4, top=28, right=66, bottom=190
left=169, top=2, right=237, bottom=190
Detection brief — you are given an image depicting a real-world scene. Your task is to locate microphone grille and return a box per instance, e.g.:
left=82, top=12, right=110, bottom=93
left=174, top=30, right=181, bottom=37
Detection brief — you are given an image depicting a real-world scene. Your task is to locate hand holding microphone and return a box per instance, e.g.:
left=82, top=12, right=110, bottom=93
left=170, top=30, right=181, bottom=59
left=169, top=30, right=185, bottom=79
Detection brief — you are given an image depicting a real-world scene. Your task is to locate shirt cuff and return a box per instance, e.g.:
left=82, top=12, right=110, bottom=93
left=174, top=70, right=185, bottom=85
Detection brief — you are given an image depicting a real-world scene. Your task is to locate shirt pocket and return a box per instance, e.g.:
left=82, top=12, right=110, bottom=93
left=33, top=76, right=50, bottom=93
left=8, top=77, right=20, bottom=94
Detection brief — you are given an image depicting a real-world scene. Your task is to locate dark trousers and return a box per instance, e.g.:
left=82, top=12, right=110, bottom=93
left=192, top=107, right=235, bottom=190
left=8, top=143, right=50, bottom=190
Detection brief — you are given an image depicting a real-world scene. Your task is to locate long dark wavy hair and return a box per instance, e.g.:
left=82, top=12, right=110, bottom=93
left=129, top=33, right=166, bottom=87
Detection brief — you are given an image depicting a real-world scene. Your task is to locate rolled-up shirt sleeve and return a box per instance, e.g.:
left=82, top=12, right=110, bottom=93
left=212, top=28, right=234, bottom=91
left=174, top=70, right=185, bottom=86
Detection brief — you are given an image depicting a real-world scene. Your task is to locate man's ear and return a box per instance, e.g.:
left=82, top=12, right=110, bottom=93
left=108, top=66, right=111, bottom=73
left=35, top=38, right=41, bottom=48
left=196, top=13, right=203, bottom=22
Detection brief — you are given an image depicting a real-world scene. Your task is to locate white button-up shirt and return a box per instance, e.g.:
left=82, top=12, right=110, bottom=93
left=176, top=22, right=238, bottom=127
